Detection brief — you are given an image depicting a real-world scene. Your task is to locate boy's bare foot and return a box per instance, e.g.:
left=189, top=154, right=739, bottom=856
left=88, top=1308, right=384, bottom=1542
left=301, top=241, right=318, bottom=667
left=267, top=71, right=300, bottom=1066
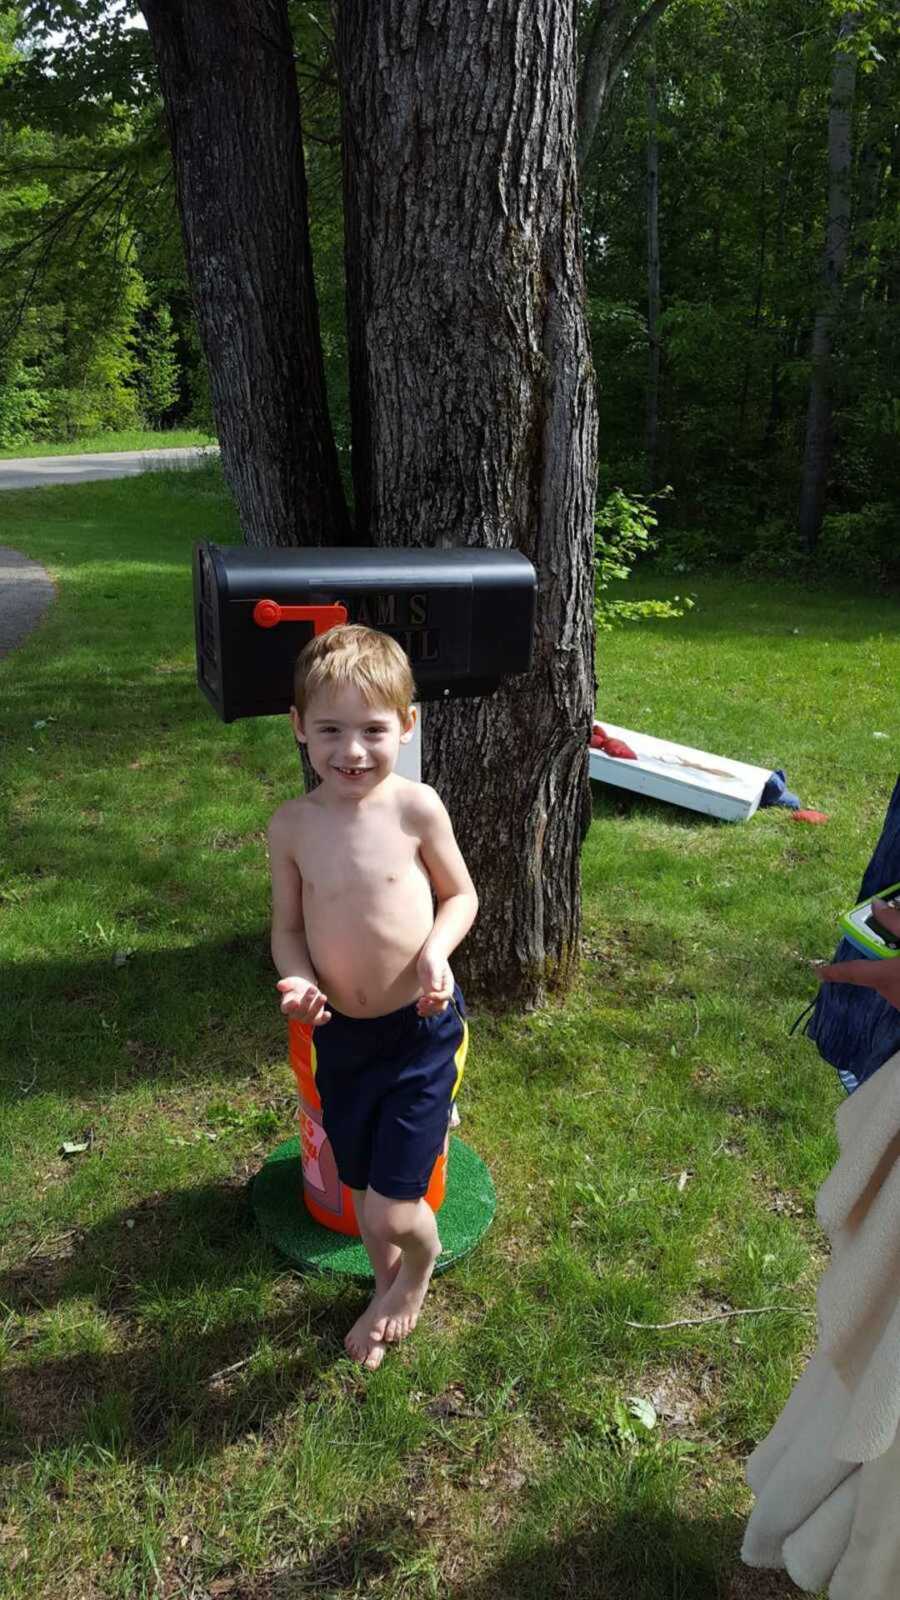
left=344, top=1259, right=401, bottom=1368
left=344, top=1300, right=387, bottom=1366
left=371, top=1246, right=440, bottom=1344
left=349, top=1331, right=386, bottom=1371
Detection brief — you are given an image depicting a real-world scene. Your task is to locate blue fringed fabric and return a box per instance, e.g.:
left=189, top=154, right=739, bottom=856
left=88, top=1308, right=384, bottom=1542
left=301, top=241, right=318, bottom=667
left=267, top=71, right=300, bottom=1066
left=760, top=768, right=801, bottom=810
left=805, top=774, right=900, bottom=1093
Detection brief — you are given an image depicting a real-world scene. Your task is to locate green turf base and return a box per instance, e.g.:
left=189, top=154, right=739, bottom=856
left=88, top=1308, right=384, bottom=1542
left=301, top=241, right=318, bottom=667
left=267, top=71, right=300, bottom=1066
left=251, top=1135, right=496, bottom=1279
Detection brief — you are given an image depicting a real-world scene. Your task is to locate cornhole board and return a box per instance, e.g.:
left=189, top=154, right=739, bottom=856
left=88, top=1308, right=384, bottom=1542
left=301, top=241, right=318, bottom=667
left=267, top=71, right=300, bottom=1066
left=589, top=721, right=770, bottom=822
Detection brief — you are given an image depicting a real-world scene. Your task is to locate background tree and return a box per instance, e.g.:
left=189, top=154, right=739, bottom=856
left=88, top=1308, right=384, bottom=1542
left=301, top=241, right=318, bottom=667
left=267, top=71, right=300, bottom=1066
left=797, top=9, right=859, bottom=551
left=0, top=3, right=205, bottom=442
left=577, top=0, right=674, bottom=172
left=137, top=301, right=179, bottom=426
left=138, top=0, right=351, bottom=549
left=580, top=0, right=899, bottom=567
left=645, top=23, right=661, bottom=491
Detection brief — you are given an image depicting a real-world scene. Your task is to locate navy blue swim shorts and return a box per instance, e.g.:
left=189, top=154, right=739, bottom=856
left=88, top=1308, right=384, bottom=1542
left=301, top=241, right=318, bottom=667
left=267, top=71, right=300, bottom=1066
left=310, top=987, right=468, bottom=1200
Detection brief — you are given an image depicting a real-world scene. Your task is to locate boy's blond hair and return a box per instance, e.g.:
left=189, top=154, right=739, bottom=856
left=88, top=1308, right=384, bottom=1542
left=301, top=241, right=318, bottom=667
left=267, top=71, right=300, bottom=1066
left=293, top=624, right=415, bottom=720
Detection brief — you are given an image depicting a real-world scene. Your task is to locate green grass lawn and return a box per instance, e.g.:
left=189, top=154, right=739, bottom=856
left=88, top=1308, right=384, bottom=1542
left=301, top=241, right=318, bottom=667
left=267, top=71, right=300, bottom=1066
left=1, top=466, right=898, bottom=1599
left=0, top=428, right=215, bottom=460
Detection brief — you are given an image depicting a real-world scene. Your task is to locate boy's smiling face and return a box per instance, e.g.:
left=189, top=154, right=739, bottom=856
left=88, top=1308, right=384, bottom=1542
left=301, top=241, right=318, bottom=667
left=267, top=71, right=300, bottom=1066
left=291, top=684, right=415, bottom=799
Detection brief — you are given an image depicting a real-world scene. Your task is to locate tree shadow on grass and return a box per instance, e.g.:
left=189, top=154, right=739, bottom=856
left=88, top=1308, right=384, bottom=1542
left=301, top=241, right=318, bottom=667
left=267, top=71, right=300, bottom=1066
left=0, top=1180, right=367, bottom=1467
left=127, top=1508, right=801, bottom=1600
left=590, top=783, right=734, bottom=829
left=439, top=1510, right=802, bottom=1600
left=3, top=937, right=288, bottom=1105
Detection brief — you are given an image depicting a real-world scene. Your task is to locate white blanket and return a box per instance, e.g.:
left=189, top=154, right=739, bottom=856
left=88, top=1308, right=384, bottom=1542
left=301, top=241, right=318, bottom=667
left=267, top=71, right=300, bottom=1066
left=742, top=1048, right=900, bottom=1597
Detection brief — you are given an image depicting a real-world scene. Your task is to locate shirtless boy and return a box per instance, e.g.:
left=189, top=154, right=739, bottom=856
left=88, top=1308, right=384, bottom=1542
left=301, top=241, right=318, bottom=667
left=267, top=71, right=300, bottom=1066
left=267, top=624, right=478, bottom=1370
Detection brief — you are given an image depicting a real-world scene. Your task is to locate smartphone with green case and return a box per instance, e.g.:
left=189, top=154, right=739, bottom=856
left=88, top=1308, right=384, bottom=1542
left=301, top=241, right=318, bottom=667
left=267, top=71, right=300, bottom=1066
left=839, top=882, right=900, bottom=959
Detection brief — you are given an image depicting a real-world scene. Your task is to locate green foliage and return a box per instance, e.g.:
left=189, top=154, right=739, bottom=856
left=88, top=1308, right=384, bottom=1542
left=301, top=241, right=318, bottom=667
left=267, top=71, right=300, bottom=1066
left=748, top=505, right=900, bottom=581
left=582, top=0, right=900, bottom=556
left=595, top=487, right=694, bottom=630
left=654, top=502, right=900, bottom=584
left=1, top=13, right=192, bottom=446
left=0, top=354, right=47, bottom=446
left=137, top=303, right=180, bottom=426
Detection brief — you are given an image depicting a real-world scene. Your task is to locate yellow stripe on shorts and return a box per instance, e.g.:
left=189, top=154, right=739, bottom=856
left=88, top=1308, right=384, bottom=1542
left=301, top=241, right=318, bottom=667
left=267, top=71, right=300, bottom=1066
left=451, top=1010, right=468, bottom=1100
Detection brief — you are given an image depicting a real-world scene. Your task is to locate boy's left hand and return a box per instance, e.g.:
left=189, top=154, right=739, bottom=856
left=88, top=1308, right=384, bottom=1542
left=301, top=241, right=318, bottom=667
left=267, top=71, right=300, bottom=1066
left=416, top=947, right=454, bottom=1016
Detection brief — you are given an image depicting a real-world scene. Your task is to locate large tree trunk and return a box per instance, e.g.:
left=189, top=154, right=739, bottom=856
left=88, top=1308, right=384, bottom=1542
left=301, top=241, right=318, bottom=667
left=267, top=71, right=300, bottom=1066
left=337, top=0, right=598, bottom=1007
left=797, top=10, right=858, bottom=553
left=140, top=0, right=351, bottom=548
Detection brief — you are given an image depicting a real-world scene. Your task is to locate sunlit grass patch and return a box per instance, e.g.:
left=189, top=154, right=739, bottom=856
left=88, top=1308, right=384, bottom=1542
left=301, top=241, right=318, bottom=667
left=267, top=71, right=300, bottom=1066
left=0, top=428, right=215, bottom=460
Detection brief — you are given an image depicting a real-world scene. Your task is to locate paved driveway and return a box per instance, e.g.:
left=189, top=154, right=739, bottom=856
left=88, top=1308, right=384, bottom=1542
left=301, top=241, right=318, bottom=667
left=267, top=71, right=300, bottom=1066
left=0, top=444, right=218, bottom=491
left=0, top=547, right=55, bottom=657
left=0, top=446, right=218, bottom=653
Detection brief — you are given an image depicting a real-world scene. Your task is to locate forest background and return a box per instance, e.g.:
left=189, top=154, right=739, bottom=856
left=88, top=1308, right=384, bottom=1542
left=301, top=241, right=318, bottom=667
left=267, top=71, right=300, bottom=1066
left=1, top=0, right=898, bottom=583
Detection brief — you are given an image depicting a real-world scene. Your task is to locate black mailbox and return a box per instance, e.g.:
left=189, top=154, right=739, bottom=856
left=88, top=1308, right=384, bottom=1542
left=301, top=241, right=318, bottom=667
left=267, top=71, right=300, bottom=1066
left=193, top=543, right=537, bottom=722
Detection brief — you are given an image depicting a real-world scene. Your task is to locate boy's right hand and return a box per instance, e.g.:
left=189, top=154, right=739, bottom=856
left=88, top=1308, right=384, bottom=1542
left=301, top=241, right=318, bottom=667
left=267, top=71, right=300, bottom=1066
left=276, top=977, right=332, bottom=1026
left=815, top=901, right=900, bottom=1014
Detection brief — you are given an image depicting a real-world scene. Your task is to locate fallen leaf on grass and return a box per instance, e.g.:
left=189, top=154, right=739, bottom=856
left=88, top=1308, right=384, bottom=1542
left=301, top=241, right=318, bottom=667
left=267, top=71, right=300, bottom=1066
left=59, top=1130, right=94, bottom=1158
left=627, top=1396, right=658, bottom=1430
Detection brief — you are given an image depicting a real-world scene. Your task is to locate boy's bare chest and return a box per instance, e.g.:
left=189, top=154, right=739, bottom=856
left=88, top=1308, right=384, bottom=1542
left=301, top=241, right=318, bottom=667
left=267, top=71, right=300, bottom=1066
left=297, top=810, right=423, bottom=901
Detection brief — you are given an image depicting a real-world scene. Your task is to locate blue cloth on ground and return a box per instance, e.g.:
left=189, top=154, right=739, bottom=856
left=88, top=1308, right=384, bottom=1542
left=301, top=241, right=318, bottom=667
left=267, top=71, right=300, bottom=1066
left=805, top=774, right=900, bottom=1093
left=760, top=768, right=801, bottom=810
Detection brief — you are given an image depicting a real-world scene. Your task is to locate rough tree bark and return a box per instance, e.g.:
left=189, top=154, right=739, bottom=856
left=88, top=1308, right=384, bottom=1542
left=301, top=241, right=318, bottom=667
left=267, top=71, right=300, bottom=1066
left=140, top=0, right=351, bottom=548
left=797, top=10, right=858, bottom=553
left=337, top=1, right=598, bottom=1006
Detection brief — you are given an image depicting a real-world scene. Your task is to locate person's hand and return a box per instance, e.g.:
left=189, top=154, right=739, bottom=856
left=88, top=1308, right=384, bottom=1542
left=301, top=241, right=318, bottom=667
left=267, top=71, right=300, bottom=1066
left=276, top=976, right=332, bottom=1025
left=416, top=946, right=454, bottom=1016
left=816, top=901, right=900, bottom=1013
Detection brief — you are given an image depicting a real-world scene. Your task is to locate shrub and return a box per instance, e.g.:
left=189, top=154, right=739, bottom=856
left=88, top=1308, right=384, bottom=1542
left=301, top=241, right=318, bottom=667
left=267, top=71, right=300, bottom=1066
left=0, top=355, right=51, bottom=447
left=741, top=505, right=899, bottom=583
left=138, top=304, right=180, bottom=427
left=39, top=383, right=142, bottom=441
left=818, top=505, right=898, bottom=581
left=595, top=488, right=694, bottom=630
